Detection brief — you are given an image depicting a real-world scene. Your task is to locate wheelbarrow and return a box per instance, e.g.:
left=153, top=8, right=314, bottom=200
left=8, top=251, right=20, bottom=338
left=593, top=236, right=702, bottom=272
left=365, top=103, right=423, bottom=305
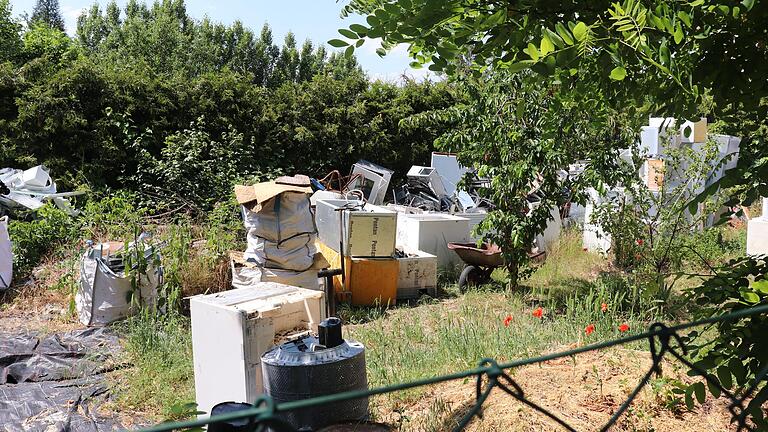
left=448, top=242, right=547, bottom=291
left=447, top=242, right=503, bottom=291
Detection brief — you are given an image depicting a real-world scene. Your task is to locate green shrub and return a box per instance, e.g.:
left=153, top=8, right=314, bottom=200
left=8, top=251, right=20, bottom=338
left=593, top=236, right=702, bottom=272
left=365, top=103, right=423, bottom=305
left=80, top=190, right=145, bottom=240
left=8, top=204, right=80, bottom=276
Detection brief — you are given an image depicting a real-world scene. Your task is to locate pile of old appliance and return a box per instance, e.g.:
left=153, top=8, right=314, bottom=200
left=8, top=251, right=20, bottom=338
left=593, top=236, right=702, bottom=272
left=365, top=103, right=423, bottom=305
left=0, top=165, right=83, bottom=217
left=582, top=116, right=745, bottom=254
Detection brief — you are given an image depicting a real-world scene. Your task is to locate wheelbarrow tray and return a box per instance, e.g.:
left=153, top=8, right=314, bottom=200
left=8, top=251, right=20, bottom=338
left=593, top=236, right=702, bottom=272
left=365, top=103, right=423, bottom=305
left=447, top=242, right=504, bottom=268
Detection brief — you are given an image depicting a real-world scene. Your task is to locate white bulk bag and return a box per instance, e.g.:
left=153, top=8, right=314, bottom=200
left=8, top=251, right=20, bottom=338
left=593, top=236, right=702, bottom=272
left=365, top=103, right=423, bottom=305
left=0, top=217, right=11, bottom=290
left=242, top=193, right=315, bottom=242
left=244, top=232, right=318, bottom=271
left=76, top=249, right=161, bottom=326
left=231, top=262, right=320, bottom=291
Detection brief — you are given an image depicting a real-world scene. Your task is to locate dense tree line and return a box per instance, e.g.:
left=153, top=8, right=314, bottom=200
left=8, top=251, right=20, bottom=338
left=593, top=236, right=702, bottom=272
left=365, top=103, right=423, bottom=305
left=0, top=0, right=457, bottom=211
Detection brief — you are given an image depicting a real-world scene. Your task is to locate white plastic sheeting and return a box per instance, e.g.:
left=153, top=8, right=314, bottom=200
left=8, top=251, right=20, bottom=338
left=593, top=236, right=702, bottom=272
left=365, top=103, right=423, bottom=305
left=231, top=263, right=320, bottom=291
left=244, top=233, right=318, bottom=271
left=76, top=247, right=161, bottom=326
left=242, top=193, right=315, bottom=242
left=0, top=165, right=84, bottom=215
left=240, top=191, right=320, bottom=289
left=0, top=216, right=11, bottom=290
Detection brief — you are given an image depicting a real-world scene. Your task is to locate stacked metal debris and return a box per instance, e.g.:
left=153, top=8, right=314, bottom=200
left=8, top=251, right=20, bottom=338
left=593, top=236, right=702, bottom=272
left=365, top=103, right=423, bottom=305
left=0, top=165, right=84, bottom=216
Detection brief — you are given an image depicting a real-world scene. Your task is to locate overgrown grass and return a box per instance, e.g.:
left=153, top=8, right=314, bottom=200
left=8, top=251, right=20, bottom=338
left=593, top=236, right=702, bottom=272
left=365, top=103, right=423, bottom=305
left=346, top=231, right=657, bottom=393
left=348, top=285, right=654, bottom=391
left=525, top=228, right=607, bottom=291
left=115, top=310, right=195, bottom=420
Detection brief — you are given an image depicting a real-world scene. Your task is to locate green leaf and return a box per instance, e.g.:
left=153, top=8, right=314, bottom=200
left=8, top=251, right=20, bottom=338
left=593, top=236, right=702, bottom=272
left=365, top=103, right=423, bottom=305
left=752, top=279, right=768, bottom=294
left=618, top=24, right=636, bottom=32
left=339, top=28, right=359, bottom=39
left=685, top=386, right=695, bottom=410
left=349, top=24, right=369, bottom=35
left=707, top=377, right=721, bottom=398
left=717, top=366, right=733, bottom=389
left=545, top=28, right=564, bottom=48
left=484, top=9, right=507, bottom=27
left=355, top=39, right=365, bottom=48
left=366, top=15, right=380, bottom=27
left=609, top=66, right=627, bottom=80
left=506, top=60, right=535, bottom=73
left=693, top=382, right=706, bottom=404
left=673, top=23, right=684, bottom=44
left=555, top=23, right=574, bottom=45
left=677, top=11, right=692, bottom=27
left=729, top=358, right=747, bottom=385
left=328, top=39, right=349, bottom=47
left=742, top=0, right=755, bottom=11
left=526, top=43, right=540, bottom=61
left=375, top=47, right=387, bottom=57
left=572, top=22, right=588, bottom=42
left=540, top=36, right=555, bottom=56
left=659, top=42, right=670, bottom=65
left=741, top=290, right=760, bottom=303
left=344, top=45, right=355, bottom=58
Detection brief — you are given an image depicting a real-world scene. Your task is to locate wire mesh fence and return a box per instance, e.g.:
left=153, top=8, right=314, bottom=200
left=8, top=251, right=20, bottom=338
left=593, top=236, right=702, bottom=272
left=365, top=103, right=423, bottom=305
left=141, top=303, right=768, bottom=432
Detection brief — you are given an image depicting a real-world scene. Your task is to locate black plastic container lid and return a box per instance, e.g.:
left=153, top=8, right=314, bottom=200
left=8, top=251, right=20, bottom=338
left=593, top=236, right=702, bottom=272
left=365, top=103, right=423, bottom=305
left=318, top=317, right=343, bottom=349
left=207, top=402, right=254, bottom=432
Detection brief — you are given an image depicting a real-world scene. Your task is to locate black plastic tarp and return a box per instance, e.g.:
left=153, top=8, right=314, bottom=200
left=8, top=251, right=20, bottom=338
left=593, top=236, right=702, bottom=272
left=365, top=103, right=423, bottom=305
left=0, top=327, right=139, bottom=431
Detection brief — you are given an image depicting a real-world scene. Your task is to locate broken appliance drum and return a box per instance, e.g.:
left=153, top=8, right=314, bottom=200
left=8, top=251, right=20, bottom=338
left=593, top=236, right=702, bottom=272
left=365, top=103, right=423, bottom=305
left=0, top=216, right=11, bottom=290
left=261, top=336, right=368, bottom=431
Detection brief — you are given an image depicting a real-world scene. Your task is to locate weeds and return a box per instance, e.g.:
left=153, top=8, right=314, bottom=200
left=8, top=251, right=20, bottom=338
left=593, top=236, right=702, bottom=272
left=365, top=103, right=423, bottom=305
left=116, top=309, right=195, bottom=420
left=80, top=190, right=146, bottom=241
left=7, top=204, right=80, bottom=276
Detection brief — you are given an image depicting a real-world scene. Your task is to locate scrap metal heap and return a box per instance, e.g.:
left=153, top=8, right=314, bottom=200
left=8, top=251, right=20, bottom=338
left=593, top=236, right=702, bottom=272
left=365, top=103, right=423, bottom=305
left=0, top=165, right=84, bottom=217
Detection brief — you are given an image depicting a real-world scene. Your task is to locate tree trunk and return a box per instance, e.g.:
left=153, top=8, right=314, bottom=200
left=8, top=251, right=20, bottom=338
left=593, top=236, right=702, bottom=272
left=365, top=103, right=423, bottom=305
left=506, top=259, right=520, bottom=290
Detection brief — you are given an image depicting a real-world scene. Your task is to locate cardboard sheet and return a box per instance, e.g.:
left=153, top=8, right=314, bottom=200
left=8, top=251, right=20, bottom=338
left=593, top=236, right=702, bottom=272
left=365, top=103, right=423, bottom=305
left=235, top=181, right=313, bottom=212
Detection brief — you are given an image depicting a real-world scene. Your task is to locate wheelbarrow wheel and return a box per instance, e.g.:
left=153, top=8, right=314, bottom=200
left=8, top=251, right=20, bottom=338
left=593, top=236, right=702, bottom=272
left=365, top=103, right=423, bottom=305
left=459, top=265, right=488, bottom=292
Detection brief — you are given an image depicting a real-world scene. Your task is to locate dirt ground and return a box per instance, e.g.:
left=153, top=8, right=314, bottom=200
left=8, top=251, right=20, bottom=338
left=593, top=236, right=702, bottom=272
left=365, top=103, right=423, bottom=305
left=376, top=349, right=739, bottom=432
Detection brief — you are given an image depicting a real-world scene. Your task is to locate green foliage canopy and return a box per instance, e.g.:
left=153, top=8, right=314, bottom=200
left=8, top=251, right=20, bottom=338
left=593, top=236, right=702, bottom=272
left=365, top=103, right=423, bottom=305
left=0, top=0, right=22, bottom=63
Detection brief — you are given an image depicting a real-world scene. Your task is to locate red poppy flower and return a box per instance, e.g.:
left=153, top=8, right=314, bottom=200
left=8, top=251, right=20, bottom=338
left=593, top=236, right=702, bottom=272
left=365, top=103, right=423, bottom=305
left=636, top=239, right=644, bottom=246
left=532, top=307, right=543, bottom=319
left=585, top=324, right=595, bottom=335
left=601, top=303, right=608, bottom=313
left=503, top=315, right=513, bottom=327
left=619, top=323, right=630, bottom=332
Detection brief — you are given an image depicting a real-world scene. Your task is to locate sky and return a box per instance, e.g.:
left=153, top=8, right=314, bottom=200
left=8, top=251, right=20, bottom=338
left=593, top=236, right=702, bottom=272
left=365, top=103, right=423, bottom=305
left=9, top=0, right=433, bottom=82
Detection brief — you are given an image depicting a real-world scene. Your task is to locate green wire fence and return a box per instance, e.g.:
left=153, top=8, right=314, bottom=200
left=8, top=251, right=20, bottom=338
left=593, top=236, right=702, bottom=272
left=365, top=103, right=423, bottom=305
left=141, top=303, right=768, bottom=432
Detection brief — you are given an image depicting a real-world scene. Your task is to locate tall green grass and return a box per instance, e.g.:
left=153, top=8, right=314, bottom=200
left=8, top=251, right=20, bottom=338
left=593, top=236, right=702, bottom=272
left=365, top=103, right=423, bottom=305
left=116, top=310, right=195, bottom=420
